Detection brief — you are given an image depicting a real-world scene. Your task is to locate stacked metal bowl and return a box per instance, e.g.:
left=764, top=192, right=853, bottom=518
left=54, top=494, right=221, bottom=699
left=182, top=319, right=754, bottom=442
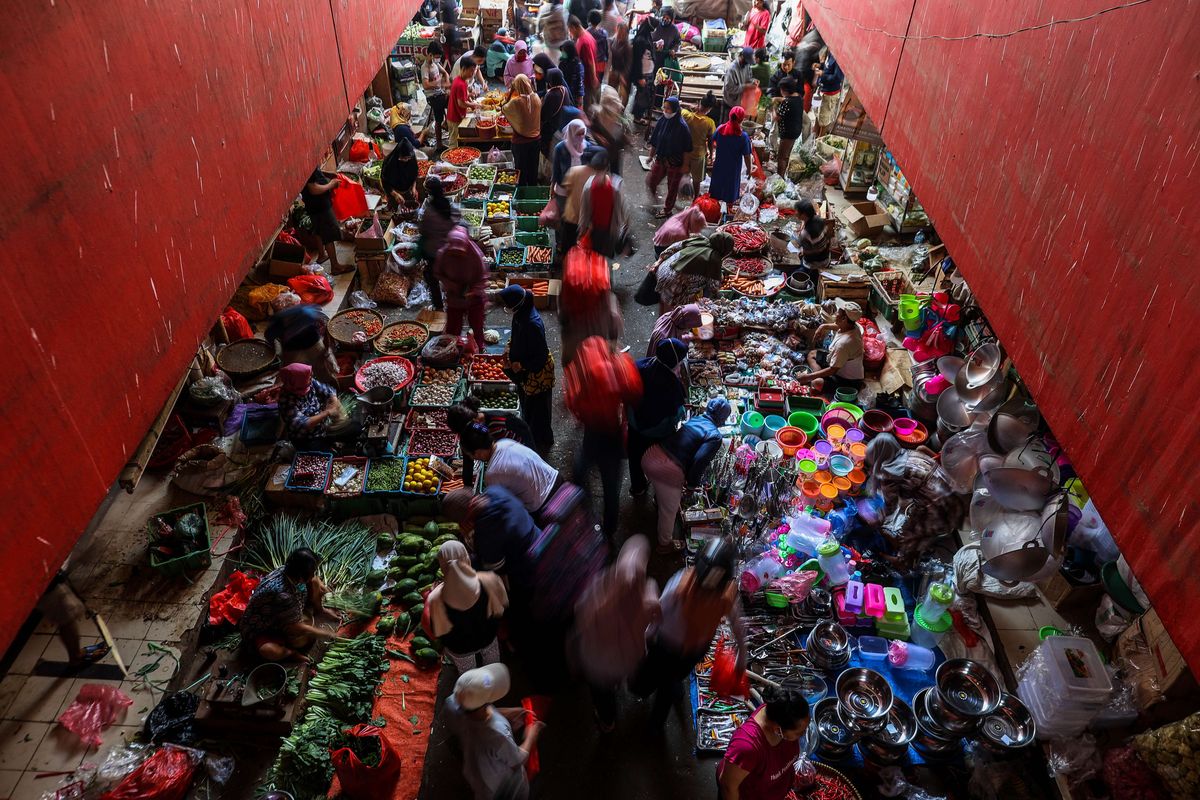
left=835, top=668, right=894, bottom=738
left=858, top=699, right=917, bottom=765
left=806, top=622, right=852, bottom=671
left=814, top=697, right=859, bottom=761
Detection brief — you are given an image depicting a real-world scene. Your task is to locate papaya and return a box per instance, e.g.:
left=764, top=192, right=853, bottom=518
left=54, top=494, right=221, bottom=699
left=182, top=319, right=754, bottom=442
left=401, top=591, right=424, bottom=606
left=410, top=636, right=432, bottom=650
left=393, top=578, right=419, bottom=595
left=414, top=647, right=439, bottom=663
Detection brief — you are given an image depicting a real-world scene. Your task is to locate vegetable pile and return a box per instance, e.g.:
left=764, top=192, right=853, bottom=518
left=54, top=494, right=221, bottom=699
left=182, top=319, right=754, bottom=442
left=306, top=633, right=389, bottom=719
left=477, top=387, right=519, bottom=410
left=325, top=459, right=365, bottom=497
left=408, top=407, right=449, bottom=429
left=241, top=516, right=377, bottom=591
left=289, top=453, right=333, bottom=490
left=498, top=246, right=525, bottom=266
left=420, top=367, right=462, bottom=385
left=495, top=169, right=518, bottom=186
left=407, top=429, right=458, bottom=456
left=467, top=164, right=498, bottom=182
left=470, top=356, right=509, bottom=382
left=365, top=458, right=406, bottom=493
left=525, top=246, right=552, bottom=265
left=377, top=322, right=428, bottom=354
left=360, top=360, right=411, bottom=390
left=722, top=222, right=769, bottom=253
left=443, top=147, right=481, bottom=165
left=411, top=383, right=458, bottom=406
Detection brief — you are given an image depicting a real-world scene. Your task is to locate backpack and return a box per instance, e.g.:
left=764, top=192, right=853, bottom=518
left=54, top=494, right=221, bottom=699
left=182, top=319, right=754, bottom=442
left=527, top=483, right=608, bottom=622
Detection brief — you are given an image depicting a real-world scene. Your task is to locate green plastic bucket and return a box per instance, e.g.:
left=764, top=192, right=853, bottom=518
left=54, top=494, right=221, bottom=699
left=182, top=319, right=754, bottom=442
left=790, top=411, right=820, bottom=439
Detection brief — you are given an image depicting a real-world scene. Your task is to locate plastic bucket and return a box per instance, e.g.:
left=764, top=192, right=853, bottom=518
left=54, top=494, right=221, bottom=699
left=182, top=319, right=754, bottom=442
left=832, top=476, right=852, bottom=492
left=826, top=424, right=847, bottom=445
left=801, top=481, right=821, bottom=499
left=843, top=427, right=865, bottom=445
left=814, top=470, right=833, bottom=484
left=741, top=411, right=765, bottom=436
left=893, top=418, right=918, bottom=436
left=834, top=387, right=858, bottom=404
left=775, top=426, right=807, bottom=457
left=829, top=455, right=854, bottom=477
left=848, top=469, right=867, bottom=494
left=790, top=411, right=820, bottom=439
left=819, top=483, right=839, bottom=501
left=813, top=440, right=834, bottom=459
left=848, top=442, right=868, bottom=463
left=797, top=459, right=818, bottom=478
left=861, top=410, right=893, bottom=439
left=763, top=414, right=788, bottom=437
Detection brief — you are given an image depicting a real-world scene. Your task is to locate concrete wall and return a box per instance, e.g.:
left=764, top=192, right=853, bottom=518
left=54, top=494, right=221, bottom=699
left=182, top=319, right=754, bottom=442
left=0, top=0, right=418, bottom=653
left=807, top=0, right=1200, bottom=668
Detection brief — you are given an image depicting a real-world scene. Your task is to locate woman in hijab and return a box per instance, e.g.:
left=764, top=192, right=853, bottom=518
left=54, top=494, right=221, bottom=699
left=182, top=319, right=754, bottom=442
left=498, top=285, right=555, bottom=449
left=532, top=51, right=556, bottom=94
left=418, top=176, right=461, bottom=311
left=426, top=541, right=509, bottom=674
left=551, top=118, right=589, bottom=215
left=503, top=39, right=536, bottom=87
left=570, top=535, right=661, bottom=731
left=647, top=96, right=694, bottom=218
left=276, top=363, right=359, bottom=445
left=861, top=433, right=968, bottom=568
left=380, top=138, right=419, bottom=211
left=588, top=84, right=628, bottom=176
left=607, top=22, right=632, bottom=104
left=709, top=105, right=754, bottom=217
left=559, top=40, right=586, bottom=107
left=626, top=337, right=689, bottom=496
left=503, top=74, right=542, bottom=186
left=629, top=19, right=656, bottom=122
left=435, top=226, right=490, bottom=350
left=654, top=231, right=733, bottom=313
left=540, top=67, right=569, bottom=156
left=388, top=103, right=422, bottom=149
left=652, top=205, right=708, bottom=256
left=647, top=303, right=703, bottom=357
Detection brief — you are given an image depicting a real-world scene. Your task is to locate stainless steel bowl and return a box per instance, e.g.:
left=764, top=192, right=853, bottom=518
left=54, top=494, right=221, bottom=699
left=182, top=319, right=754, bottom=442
left=936, top=659, right=1002, bottom=717
left=912, top=688, right=955, bottom=740
left=959, top=342, right=1003, bottom=390
left=925, top=682, right=979, bottom=735
left=859, top=698, right=917, bottom=764
left=807, top=621, right=851, bottom=669
left=836, top=668, right=894, bottom=724
left=814, top=697, right=858, bottom=760
left=976, top=693, right=1037, bottom=754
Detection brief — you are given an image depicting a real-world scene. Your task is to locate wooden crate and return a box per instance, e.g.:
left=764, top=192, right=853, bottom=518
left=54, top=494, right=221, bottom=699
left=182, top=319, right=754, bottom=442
left=817, top=274, right=872, bottom=304
left=356, top=251, right=389, bottom=292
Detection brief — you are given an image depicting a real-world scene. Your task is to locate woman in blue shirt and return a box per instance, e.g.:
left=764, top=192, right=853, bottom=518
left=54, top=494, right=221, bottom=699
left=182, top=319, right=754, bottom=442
left=710, top=105, right=753, bottom=217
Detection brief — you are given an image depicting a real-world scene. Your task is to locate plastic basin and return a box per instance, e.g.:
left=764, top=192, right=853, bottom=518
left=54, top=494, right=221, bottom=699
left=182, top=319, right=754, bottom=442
left=861, top=409, right=894, bottom=439
left=893, top=417, right=919, bottom=436
left=741, top=411, right=765, bottom=436
left=763, top=414, right=788, bottom=436
left=789, top=411, right=820, bottom=438
left=775, top=426, right=807, bottom=457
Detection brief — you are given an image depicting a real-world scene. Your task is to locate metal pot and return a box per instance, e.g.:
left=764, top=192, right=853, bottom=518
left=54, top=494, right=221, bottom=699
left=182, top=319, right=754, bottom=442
left=925, top=681, right=980, bottom=735
left=860, top=698, right=917, bottom=764
left=836, top=667, right=894, bottom=726
left=984, top=466, right=1056, bottom=512
left=987, top=397, right=1041, bottom=454
left=806, top=621, right=851, bottom=670
left=936, top=387, right=975, bottom=433
left=958, top=342, right=1003, bottom=390
left=814, top=697, right=859, bottom=761
left=975, top=693, right=1037, bottom=755
left=936, top=659, right=1002, bottom=718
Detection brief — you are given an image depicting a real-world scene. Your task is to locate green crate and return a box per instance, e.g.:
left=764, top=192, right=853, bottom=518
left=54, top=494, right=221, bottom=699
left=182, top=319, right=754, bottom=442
left=515, top=216, right=541, bottom=232
left=514, top=231, right=551, bottom=247
left=514, top=185, right=551, bottom=201
left=147, top=502, right=212, bottom=577
left=512, top=198, right=544, bottom=215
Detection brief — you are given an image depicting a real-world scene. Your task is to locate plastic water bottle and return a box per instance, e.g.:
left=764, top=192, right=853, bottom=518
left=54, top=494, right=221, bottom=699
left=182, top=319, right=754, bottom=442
left=887, top=640, right=936, bottom=671
left=817, top=539, right=850, bottom=586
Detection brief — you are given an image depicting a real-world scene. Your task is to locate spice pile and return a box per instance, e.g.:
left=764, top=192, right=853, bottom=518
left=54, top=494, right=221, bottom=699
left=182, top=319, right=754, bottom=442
left=723, top=257, right=772, bottom=276
left=443, top=147, right=480, bottom=165
left=360, top=360, right=411, bottom=390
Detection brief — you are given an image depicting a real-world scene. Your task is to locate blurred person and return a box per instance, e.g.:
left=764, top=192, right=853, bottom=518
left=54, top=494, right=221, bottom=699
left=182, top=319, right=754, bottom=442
left=266, top=303, right=338, bottom=383
left=540, top=68, right=570, bottom=157
left=497, top=285, right=556, bottom=449
left=435, top=226, right=489, bottom=349
left=743, top=0, right=772, bottom=50
left=577, top=148, right=625, bottom=257
left=426, top=541, right=509, bottom=673
left=587, top=10, right=610, bottom=85
left=448, top=395, right=535, bottom=485
left=722, top=47, right=756, bottom=122
left=815, top=52, right=845, bottom=136
left=538, top=0, right=571, bottom=62
left=532, top=51, right=556, bottom=94
left=559, top=40, right=586, bottom=107
left=417, top=176, right=459, bottom=310
left=626, top=337, right=688, bottom=496
left=647, top=302, right=703, bottom=356
left=652, top=205, right=707, bottom=256
left=588, top=84, right=629, bottom=176
left=300, top=167, right=344, bottom=272
left=608, top=22, right=632, bottom=105
left=709, top=105, right=753, bottom=217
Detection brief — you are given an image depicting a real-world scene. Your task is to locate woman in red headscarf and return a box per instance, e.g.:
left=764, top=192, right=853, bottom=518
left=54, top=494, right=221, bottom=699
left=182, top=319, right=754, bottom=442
left=709, top=105, right=753, bottom=213
left=276, top=363, right=360, bottom=446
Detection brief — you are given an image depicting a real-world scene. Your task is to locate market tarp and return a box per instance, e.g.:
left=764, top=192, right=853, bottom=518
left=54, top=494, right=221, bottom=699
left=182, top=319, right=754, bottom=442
left=676, top=0, right=753, bottom=24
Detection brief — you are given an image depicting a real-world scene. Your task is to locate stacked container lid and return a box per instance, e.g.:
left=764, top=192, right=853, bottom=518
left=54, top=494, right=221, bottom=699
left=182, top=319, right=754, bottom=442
left=1016, top=636, right=1112, bottom=740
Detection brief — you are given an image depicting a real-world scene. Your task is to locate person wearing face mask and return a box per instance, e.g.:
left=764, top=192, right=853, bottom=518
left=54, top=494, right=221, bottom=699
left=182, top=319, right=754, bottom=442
left=646, top=96, right=693, bottom=218
left=503, top=39, right=535, bottom=87
left=642, top=397, right=731, bottom=553
left=497, top=285, right=555, bottom=449
left=710, top=105, right=753, bottom=218
left=718, top=687, right=812, bottom=800
left=380, top=138, right=419, bottom=211
left=626, top=337, right=688, bottom=497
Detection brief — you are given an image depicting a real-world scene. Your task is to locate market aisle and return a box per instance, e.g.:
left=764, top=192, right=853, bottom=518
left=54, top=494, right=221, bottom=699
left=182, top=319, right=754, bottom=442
left=417, top=147, right=719, bottom=800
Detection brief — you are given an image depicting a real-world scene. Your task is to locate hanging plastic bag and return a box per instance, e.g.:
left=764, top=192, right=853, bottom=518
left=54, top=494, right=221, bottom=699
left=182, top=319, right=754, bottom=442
left=59, top=685, right=134, bottom=747
left=487, top=146, right=507, bottom=163
left=287, top=274, right=334, bottom=305
left=739, top=85, right=761, bottom=113
left=693, top=193, right=721, bottom=223
left=99, top=745, right=199, bottom=800
left=538, top=198, right=560, bottom=228
left=330, top=725, right=402, bottom=800
left=220, top=308, right=253, bottom=341
left=332, top=174, right=369, bottom=220
left=678, top=174, right=694, bottom=200
left=348, top=135, right=382, bottom=163
left=709, top=637, right=748, bottom=697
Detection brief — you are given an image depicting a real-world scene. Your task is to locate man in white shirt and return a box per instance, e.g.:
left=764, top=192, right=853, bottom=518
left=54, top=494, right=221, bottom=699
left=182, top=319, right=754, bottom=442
left=797, top=300, right=866, bottom=394
left=461, top=425, right=560, bottom=512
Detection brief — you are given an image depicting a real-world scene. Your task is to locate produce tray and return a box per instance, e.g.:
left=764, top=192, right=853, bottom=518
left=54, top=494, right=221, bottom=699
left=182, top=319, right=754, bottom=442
left=513, top=185, right=550, bottom=201
left=408, top=380, right=466, bottom=409
left=239, top=406, right=281, bottom=445
left=146, top=502, right=211, bottom=577
left=354, top=355, right=416, bottom=393
left=496, top=245, right=527, bottom=270
left=515, top=216, right=542, bottom=232
left=469, top=381, right=521, bottom=413
left=512, top=198, right=544, bottom=216
left=324, top=456, right=368, bottom=497
left=363, top=456, right=407, bottom=494
left=417, top=365, right=464, bottom=386
left=489, top=184, right=515, bottom=202
left=405, top=406, right=451, bottom=430
left=494, top=169, right=519, bottom=187
left=514, top=230, right=553, bottom=247
left=465, top=164, right=498, bottom=184
left=467, top=354, right=511, bottom=384
left=405, top=429, right=460, bottom=457
left=286, top=451, right=334, bottom=493
left=375, top=321, right=430, bottom=356
left=400, top=455, right=443, bottom=497
left=328, top=308, right=386, bottom=349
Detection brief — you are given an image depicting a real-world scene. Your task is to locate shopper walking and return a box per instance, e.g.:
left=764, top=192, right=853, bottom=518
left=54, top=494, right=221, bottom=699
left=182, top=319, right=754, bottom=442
left=642, top=398, right=731, bottom=552
left=588, top=84, right=629, bottom=176
left=632, top=537, right=746, bottom=726
left=587, top=10, right=610, bottom=86
left=717, top=687, right=812, bottom=800
left=503, top=75, right=542, bottom=185
left=426, top=541, right=509, bottom=674
left=422, top=42, right=453, bottom=146
left=497, top=285, right=556, bottom=449
left=551, top=118, right=590, bottom=217
left=570, top=535, right=661, bottom=731
left=576, top=149, right=625, bottom=257
left=558, top=40, right=586, bottom=108
left=654, top=231, right=733, bottom=313
left=710, top=105, right=753, bottom=217
left=646, top=96, right=693, bottom=218
left=435, top=226, right=489, bottom=349
left=682, top=92, right=717, bottom=192
left=417, top=176, right=459, bottom=310
left=627, top=337, right=688, bottom=497
left=561, top=145, right=604, bottom=262
left=300, top=168, right=344, bottom=273
left=538, top=0, right=570, bottom=61
left=629, top=19, right=656, bottom=123
left=608, top=22, right=632, bottom=105
left=774, top=77, right=805, bottom=177
left=743, top=0, right=772, bottom=51
left=569, top=16, right=600, bottom=107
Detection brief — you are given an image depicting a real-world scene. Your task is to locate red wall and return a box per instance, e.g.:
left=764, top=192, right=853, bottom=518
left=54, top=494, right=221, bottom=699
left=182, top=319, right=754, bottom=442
left=0, top=1, right=417, bottom=654
left=808, top=0, right=1200, bottom=668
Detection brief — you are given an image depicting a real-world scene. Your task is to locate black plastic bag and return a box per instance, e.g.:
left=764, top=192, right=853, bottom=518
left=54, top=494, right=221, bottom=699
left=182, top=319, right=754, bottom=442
left=634, top=270, right=660, bottom=307
left=144, top=692, right=200, bottom=745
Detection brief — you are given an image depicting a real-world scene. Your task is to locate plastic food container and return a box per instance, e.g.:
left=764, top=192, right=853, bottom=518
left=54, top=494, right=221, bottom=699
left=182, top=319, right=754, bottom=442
left=857, top=635, right=889, bottom=661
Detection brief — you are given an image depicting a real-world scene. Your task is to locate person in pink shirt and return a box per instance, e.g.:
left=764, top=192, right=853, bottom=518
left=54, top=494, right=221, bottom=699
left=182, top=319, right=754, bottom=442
left=717, top=686, right=811, bottom=800
left=434, top=226, right=490, bottom=349
left=503, top=40, right=536, bottom=87
left=568, top=15, right=600, bottom=107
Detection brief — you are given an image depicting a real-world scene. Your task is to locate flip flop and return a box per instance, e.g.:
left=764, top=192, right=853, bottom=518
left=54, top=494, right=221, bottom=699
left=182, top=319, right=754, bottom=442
left=79, top=642, right=110, bottom=664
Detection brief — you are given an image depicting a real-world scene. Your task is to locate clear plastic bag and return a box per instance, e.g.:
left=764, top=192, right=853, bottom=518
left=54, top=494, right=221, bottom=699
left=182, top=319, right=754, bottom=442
left=349, top=290, right=377, bottom=309
left=58, top=685, right=134, bottom=747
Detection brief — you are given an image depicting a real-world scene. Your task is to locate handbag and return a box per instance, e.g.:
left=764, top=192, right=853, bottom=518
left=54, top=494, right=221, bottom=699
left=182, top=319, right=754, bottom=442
left=634, top=268, right=660, bottom=306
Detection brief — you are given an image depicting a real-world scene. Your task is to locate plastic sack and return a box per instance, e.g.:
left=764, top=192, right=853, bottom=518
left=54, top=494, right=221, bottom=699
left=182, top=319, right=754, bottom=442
left=738, top=189, right=759, bottom=217
left=371, top=270, right=413, bottom=306
left=709, top=637, right=748, bottom=697
left=58, top=685, right=134, bottom=747
left=487, top=146, right=507, bottom=163
left=207, top=570, right=261, bottom=627
left=1096, top=594, right=1136, bottom=640
left=693, top=193, right=721, bottom=223
left=220, top=307, right=253, bottom=341
left=348, top=135, right=382, bottom=162
left=145, top=692, right=200, bottom=746
left=421, top=334, right=461, bottom=367
left=246, top=284, right=289, bottom=319
left=270, top=290, right=302, bottom=313
left=538, top=198, right=560, bottom=228
left=330, top=724, right=402, bottom=800
left=332, top=173, right=369, bottom=220
left=287, top=274, right=334, bottom=305
left=350, top=290, right=377, bottom=309
left=99, top=745, right=199, bottom=800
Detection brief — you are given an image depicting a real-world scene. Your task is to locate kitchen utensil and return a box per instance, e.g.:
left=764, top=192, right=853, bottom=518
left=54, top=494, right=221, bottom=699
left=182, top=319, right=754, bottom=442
left=936, top=658, right=1002, bottom=717
left=243, top=663, right=288, bottom=706
left=984, top=466, right=1056, bottom=512
left=987, top=397, right=1041, bottom=454
left=860, top=698, right=917, bottom=764
left=836, top=668, right=893, bottom=726
left=814, top=698, right=859, bottom=760
left=975, top=693, right=1037, bottom=753
left=355, top=386, right=396, bottom=407
left=958, top=342, right=1003, bottom=390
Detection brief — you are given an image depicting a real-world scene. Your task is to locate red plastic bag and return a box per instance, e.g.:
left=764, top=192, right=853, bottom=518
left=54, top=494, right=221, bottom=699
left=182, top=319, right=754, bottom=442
left=349, top=136, right=382, bottom=163
left=709, top=637, right=749, bottom=697
left=208, top=570, right=261, bottom=627
left=332, top=173, right=369, bottom=220
left=538, top=198, right=559, bottom=228
left=100, top=746, right=198, bottom=800
left=564, top=336, right=642, bottom=431
left=693, top=194, right=721, bottom=223
left=287, top=274, right=334, bottom=305
left=220, top=307, right=253, bottom=341
left=58, top=685, right=133, bottom=747
left=330, top=724, right=402, bottom=800
left=561, top=246, right=610, bottom=316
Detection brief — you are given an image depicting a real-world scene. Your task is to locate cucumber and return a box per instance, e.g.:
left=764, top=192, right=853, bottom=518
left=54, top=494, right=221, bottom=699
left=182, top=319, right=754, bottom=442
left=414, top=647, right=440, bottom=663
left=410, top=636, right=432, bottom=650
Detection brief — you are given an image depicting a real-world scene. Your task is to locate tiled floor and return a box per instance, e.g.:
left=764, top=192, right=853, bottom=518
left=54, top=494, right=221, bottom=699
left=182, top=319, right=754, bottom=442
left=0, top=474, right=231, bottom=798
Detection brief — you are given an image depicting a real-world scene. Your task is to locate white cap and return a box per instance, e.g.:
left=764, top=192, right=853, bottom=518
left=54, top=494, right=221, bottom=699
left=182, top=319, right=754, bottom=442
left=454, top=663, right=511, bottom=711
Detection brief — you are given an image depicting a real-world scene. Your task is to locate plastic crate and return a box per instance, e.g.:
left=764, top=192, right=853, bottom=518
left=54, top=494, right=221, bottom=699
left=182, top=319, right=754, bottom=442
left=514, top=230, right=552, bottom=247
left=409, top=380, right=465, bottom=409
left=468, top=354, right=511, bottom=384
left=400, top=455, right=443, bottom=497
left=470, top=381, right=521, bottom=413
left=702, top=36, right=729, bottom=53
left=514, top=185, right=551, bottom=201
left=286, top=452, right=334, bottom=493
left=515, top=216, right=541, bottom=232
left=512, top=198, right=544, bottom=216
left=239, top=406, right=280, bottom=445
left=405, top=429, right=460, bottom=458
left=363, top=456, right=407, bottom=494
left=325, top=456, right=368, bottom=498
left=496, top=245, right=527, bottom=271
left=406, top=406, right=451, bottom=430
left=146, top=503, right=212, bottom=577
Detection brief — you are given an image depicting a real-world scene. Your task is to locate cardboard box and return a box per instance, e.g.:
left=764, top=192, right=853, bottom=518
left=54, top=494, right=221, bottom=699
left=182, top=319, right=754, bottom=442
left=268, top=241, right=309, bottom=278
left=504, top=276, right=560, bottom=310
left=840, top=200, right=890, bottom=237
left=354, top=213, right=387, bottom=251
left=1036, top=571, right=1104, bottom=610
